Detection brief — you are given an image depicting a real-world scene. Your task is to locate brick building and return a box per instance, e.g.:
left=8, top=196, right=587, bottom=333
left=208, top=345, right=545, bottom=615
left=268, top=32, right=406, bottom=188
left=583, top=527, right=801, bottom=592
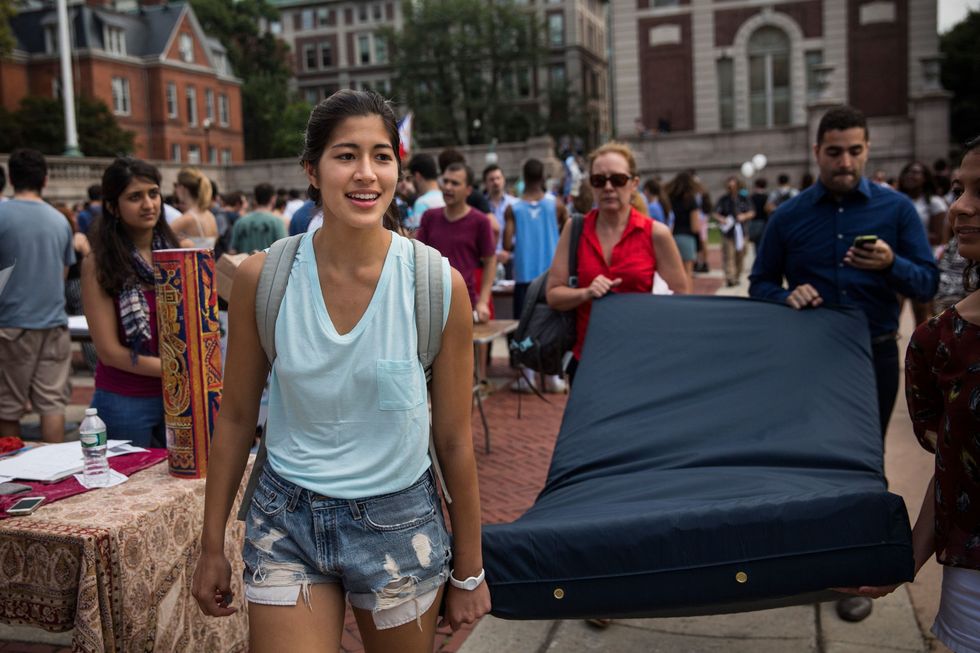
left=266, top=0, right=611, bottom=148
left=610, top=0, right=951, bottom=187
left=2, top=0, right=244, bottom=164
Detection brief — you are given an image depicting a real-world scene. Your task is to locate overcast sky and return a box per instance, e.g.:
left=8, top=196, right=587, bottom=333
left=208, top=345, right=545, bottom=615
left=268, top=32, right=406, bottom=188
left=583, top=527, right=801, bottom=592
left=939, top=0, right=979, bottom=32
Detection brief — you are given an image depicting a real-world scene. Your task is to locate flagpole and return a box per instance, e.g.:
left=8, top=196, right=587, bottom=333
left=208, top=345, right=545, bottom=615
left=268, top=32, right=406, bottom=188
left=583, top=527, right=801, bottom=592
left=56, top=0, right=82, bottom=156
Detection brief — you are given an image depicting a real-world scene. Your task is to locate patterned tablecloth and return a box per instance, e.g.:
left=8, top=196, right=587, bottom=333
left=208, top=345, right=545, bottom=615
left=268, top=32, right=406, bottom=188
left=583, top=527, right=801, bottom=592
left=0, top=458, right=252, bottom=652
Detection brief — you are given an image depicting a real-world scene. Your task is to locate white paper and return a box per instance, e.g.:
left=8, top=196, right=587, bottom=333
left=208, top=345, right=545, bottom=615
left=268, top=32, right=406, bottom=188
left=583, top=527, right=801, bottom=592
left=73, top=468, right=128, bottom=489
left=0, top=476, right=13, bottom=484
left=0, top=440, right=138, bottom=482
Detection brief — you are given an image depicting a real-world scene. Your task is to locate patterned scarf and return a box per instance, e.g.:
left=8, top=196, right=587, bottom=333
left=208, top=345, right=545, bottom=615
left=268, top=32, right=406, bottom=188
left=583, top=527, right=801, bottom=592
left=119, top=233, right=168, bottom=364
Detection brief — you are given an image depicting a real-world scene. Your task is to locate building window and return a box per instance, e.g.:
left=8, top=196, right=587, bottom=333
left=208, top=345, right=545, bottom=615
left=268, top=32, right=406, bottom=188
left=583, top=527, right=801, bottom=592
left=358, top=34, right=371, bottom=64
left=748, top=26, right=791, bottom=128
left=218, top=94, right=229, bottom=126
left=547, top=13, right=564, bottom=47
left=52, top=78, right=61, bottom=98
left=111, top=76, right=131, bottom=115
left=205, top=89, right=214, bottom=123
left=372, top=3, right=382, bottom=20
left=805, top=50, right=824, bottom=100
left=374, top=35, right=387, bottom=64
left=208, top=146, right=217, bottom=164
left=301, top=9, right=314, bottom=30
left=549, top=63, right=566, bottom=90
left=317, top=8, right=330, bottom=26
left=517, top=67, right=531, bottom=98
left=179, top=33, right=194, bottom=63
left=186, top=86, right=198, bottom=126
left=103, top=26, right=126, bottom=55
left=221, top=149, right=232, bottom=165
left=188, top=145, right=201, bottom=164
left=653, top=0, right=680, bottom=6
left=305, top=88, right=319, bottom=105
left=358, top=4, right=368, bottom=21
left=214, top=53, right=229, bottom=75
left=717, top=57, right=734, bottom=131
left=44, top=25, right=58, bottom=54
left=171, top=143, right=181, bottom=162
left=320, top=41, right=333, bottom=67
left=270, top=20, right=282, bottom=35
left=304, top=44, right=317, bottom=70
left=166, top=82, right=178, bottom=118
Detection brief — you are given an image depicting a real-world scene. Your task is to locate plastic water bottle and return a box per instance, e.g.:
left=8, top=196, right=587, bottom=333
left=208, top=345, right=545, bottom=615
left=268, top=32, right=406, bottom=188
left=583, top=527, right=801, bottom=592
left=79, top=408, right=110, bottom=487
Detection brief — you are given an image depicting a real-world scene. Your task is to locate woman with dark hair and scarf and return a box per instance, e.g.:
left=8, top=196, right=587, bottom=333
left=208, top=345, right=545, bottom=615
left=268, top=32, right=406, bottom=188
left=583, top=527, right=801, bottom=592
left=81, top=157, right=180, bottom=448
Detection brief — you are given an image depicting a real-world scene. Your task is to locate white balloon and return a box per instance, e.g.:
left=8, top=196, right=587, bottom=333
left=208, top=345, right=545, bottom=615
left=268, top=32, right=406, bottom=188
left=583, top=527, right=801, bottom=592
left=752, top=153, right=767, bottom=170
left=485, top=151, right=499, bottom=165
left=741, top=161, right=756, bottom=178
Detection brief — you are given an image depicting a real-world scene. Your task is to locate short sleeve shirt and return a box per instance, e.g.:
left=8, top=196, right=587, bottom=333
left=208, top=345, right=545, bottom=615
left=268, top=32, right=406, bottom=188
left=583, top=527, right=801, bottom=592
left=0, top=199, right=75, bottom=329
left=232, top=210, right=287, bottom=254
left=416, top=207, right=495, bottom=305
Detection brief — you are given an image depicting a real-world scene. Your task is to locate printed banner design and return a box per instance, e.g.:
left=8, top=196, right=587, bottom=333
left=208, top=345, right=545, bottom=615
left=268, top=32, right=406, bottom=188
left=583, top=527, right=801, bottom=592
left=154, top=249, right=223, bottom=479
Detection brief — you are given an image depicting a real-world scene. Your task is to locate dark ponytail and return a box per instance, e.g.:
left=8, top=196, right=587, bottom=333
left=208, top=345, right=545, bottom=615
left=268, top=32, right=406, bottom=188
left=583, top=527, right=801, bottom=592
left=300, top=89, right=402, bottom=232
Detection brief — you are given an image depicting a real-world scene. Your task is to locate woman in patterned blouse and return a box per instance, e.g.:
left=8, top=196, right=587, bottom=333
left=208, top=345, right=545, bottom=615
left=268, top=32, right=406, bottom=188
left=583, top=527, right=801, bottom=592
left=838, top=136, right=980, bottom=651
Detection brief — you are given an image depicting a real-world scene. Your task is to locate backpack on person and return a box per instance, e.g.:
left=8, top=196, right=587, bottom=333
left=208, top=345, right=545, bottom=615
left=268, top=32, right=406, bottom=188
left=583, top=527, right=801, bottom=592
left=237, top=233, right=450, bottom=520
left=509, top=216, right=584, bottom=378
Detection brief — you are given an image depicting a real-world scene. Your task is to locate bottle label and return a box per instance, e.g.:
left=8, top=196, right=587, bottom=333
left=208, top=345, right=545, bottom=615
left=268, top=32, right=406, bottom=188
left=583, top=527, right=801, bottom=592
left=81, top=430, right=107, bottom=448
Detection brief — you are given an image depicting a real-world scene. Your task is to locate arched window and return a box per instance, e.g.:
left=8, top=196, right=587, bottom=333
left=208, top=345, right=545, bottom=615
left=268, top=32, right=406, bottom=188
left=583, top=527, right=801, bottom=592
left=748, top=26, right=790, bottom=128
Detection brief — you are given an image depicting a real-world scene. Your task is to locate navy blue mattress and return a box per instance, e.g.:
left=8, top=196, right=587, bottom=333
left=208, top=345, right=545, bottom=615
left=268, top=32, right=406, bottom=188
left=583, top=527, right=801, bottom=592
left=483, top=295, right=914, bottom=619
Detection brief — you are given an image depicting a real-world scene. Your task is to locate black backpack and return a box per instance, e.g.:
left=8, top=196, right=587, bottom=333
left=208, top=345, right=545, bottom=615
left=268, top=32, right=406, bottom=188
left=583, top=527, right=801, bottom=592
left=509, top=216, right=584, bottom=376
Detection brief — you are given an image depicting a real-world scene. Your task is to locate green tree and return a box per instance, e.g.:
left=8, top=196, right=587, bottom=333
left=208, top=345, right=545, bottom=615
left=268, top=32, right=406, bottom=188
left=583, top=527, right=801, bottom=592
left=190, top=0, right=311, bottom=159
left=382, top=0, right=545, bottom=147
left=0, top=96, right=134, bottom=156
left=0, top=0, right=15, bottom=56
left=940, top=10, right=980, bottom=145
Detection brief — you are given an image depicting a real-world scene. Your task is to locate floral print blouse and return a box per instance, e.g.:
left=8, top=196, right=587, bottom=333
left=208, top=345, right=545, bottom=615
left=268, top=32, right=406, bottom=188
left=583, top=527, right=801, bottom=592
left=906, top=306, right=980, bottom=569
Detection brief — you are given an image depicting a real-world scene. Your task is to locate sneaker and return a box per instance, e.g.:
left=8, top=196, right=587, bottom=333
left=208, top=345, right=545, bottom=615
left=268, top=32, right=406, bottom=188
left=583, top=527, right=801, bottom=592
left=835, top=596, right=873, bottom=622
left=510, top=377, right=534, bottom=394
left=544, top=375, right=567, bottom=394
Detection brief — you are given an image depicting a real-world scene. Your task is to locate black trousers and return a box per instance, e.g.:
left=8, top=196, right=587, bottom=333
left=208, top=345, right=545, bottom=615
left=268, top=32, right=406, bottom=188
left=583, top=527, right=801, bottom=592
left=871, top=337, right=900, bottom=440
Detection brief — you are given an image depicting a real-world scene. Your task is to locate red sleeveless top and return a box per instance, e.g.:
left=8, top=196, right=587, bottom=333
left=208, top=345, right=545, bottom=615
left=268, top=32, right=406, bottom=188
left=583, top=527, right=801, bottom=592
left=573, top=208, right=656, bottom=359
left=94, top=289, right=163, bottom=398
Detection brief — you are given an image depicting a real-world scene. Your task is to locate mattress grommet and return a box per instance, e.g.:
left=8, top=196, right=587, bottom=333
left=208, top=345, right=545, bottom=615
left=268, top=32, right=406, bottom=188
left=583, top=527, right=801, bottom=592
left=735, top=571, right=748, bottom=584
left=553, top=588, right=565, bottom=599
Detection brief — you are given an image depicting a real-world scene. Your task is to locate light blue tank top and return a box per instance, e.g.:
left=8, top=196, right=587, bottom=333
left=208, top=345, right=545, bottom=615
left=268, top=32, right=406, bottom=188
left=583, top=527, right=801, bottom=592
left=512, top=197, right=560, bottom=283
left=265, top=230, right=451, bottom=498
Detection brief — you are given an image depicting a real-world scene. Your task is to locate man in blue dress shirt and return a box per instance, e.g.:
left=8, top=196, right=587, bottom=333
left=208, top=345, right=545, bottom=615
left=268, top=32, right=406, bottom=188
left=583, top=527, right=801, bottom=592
left=749, top=106, right=938, bottom=621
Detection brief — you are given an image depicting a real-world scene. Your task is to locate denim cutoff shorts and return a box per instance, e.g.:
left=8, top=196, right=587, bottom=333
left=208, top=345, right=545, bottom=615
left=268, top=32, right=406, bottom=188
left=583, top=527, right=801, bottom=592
left=243, top=464, right=451, bottom=629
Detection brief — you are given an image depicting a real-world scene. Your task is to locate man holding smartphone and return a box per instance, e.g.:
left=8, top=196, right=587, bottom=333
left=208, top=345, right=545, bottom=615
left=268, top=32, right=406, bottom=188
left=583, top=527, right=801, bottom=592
left=749, top=106, right=938, bottom=622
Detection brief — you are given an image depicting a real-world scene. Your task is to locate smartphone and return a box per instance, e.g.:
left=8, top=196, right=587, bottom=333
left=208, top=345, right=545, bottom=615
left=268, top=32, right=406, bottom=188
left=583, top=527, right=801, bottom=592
left=853, top=235, right=878, bottom=248
left=6, top=496, right=45, bottom=516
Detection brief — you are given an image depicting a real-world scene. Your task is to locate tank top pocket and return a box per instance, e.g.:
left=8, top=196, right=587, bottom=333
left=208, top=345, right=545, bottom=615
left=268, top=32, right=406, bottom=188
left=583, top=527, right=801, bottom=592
left=377, top=359, right=423, bottom=410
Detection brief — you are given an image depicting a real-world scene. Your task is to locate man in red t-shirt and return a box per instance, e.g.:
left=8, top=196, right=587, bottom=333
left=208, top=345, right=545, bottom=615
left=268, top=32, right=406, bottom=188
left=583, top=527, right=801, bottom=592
left=416, top=162, right=496, bottom=322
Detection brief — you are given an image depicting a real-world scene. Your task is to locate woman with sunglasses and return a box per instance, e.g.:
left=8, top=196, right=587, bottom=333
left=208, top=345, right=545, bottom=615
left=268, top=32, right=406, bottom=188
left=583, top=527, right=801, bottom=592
left=545, top=142, right=689, bottom=385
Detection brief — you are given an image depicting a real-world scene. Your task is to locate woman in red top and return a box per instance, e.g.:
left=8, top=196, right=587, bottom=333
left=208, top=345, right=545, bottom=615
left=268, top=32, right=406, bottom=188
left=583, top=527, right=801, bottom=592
left=835, top=136, right=980, bottom=651
left=546, top=142, right=688, bottom=384
left=82, top=158, right=180, bottom=447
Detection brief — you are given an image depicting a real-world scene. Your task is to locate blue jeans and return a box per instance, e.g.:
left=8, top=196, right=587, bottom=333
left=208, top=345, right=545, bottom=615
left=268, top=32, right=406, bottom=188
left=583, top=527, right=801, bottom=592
left=90, top=389, right=166, bottom=448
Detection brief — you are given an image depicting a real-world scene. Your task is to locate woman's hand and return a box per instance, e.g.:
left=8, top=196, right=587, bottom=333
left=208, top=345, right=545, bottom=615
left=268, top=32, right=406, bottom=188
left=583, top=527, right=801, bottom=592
left=586, top=274, right=622, bottom=299
left=192, top=550, right=238, bottom=617
left=440, top=583, right=491, bottom=631
left=830, top=583, right=902, bottom=599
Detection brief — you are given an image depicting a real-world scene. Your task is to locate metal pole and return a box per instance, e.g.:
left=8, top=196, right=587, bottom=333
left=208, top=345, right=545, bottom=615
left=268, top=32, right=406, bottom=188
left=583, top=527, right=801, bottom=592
left=57, top=0, right=82, bottom=156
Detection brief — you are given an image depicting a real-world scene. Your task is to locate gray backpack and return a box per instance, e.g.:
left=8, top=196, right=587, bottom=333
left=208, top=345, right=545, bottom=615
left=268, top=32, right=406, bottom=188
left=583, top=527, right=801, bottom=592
left=236, top=233, right=451, bottom=520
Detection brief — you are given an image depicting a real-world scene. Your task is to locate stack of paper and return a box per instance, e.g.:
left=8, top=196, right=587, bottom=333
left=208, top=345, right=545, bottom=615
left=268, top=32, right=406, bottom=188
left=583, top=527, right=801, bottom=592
left=0, top=441, right=148, bottom=483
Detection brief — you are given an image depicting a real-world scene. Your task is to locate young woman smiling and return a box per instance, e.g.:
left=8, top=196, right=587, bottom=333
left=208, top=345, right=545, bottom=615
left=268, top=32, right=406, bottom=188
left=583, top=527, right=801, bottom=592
left=192, top=90, right=490, bottom=652
left=81, top=158, right=181, bottom=448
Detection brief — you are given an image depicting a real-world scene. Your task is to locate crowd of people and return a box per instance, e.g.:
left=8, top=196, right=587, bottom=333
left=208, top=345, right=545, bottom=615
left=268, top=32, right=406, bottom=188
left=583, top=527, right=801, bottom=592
left=0, top=92, right=978, bottom=652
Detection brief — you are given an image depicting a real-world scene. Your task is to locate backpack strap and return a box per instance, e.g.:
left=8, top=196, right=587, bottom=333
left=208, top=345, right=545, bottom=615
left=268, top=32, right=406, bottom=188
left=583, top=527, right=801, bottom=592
left=237, top=234, right=303, bottom=521
left=255, top=235, right=304, bottom=363
left=411, top=239, right=452, bottom=504
left=567, top=216, right=584, bottom=288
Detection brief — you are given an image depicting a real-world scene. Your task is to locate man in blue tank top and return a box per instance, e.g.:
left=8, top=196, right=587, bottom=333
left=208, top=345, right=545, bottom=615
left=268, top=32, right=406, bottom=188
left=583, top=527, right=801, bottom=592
left=503, top=159, right=568, bottom=393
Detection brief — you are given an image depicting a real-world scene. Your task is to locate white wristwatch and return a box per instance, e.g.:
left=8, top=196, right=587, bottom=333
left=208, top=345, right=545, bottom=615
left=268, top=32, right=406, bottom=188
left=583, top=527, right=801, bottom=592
left=449, top=568, right=485, bottom=591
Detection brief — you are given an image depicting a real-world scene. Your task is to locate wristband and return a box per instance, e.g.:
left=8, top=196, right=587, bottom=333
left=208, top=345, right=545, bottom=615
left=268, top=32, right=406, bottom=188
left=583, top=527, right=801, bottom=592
left=449, top=568, right=485, bottom=591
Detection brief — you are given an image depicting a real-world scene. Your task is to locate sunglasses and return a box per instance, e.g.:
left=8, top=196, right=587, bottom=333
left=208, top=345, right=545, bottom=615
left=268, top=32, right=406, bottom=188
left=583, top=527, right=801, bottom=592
left=590, top=173, right=632, bottom=188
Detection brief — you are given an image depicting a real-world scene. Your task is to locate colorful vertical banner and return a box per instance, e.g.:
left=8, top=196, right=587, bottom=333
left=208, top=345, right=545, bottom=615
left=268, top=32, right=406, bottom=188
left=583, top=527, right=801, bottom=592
left=153, top=249, right=223, bottom=479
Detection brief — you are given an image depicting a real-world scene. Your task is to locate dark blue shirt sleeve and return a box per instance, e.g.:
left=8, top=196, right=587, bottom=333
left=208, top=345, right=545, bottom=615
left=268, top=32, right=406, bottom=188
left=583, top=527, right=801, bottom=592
left=748, top=213, right=791, bottom=303
left=885, top=200, right=939, bottom=302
